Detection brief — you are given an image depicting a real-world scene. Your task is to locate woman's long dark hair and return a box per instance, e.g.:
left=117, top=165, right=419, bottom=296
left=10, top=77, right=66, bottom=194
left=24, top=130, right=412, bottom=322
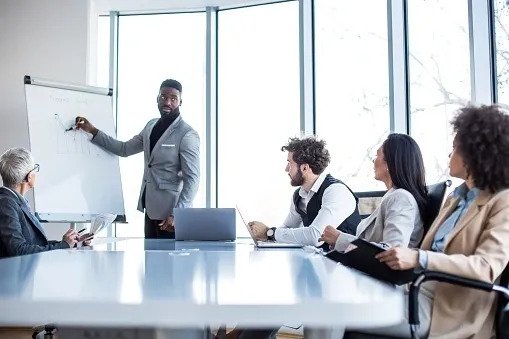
left=382, top=133, right=428, bottom=219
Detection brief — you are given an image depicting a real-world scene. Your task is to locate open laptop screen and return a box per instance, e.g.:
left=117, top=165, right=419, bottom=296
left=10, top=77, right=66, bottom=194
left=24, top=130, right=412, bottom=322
left=174, top=208, right=236, bottom=241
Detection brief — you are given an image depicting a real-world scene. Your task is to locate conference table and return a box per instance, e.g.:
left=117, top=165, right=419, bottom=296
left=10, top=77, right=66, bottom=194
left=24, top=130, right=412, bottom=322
left=0, top=238, right=404, bottom=338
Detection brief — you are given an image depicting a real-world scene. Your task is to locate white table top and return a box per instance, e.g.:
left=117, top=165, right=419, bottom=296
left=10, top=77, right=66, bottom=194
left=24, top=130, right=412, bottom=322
left=0, top=239, right=404, bottom=328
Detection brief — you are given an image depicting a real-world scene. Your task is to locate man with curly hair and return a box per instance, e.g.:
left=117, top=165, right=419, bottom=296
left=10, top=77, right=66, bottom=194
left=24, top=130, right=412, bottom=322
left=248, top=136, right=360, bottom=247
left=361, top=105, right=509, bottom=338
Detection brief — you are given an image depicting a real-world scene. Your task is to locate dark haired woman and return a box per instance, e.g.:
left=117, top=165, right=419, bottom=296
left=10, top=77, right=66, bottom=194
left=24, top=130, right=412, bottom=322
left=371, top=105, right=509, bottom=338
left=320, top=133, right=428, bottom=251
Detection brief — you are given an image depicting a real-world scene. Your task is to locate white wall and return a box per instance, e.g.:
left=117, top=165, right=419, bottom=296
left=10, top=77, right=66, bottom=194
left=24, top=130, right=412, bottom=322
left=0, top=0, right=90, bottom=239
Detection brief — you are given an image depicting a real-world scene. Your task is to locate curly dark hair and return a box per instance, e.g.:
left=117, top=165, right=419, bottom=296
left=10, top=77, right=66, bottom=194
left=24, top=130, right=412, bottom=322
left=452, top=105, right=509, bottom=193
left=281, top=137, right=330, bottom=175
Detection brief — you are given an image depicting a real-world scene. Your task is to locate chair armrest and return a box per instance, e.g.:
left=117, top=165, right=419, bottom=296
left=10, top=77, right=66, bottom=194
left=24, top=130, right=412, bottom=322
left=409, top=271, right=509, bottom=326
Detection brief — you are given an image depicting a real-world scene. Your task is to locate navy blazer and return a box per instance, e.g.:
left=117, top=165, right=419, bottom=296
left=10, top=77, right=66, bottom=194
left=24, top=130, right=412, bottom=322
left=0, top=187, right=69, bottom=258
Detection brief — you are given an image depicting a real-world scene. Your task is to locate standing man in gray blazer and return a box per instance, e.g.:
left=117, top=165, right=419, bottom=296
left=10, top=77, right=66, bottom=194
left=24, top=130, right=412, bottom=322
left=76, top=79, right=200, bottom=239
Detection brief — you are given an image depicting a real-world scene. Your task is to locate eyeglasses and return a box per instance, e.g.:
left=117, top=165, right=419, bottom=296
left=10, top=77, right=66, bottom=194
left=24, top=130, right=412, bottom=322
left=25, top=164, right=40, bottom=181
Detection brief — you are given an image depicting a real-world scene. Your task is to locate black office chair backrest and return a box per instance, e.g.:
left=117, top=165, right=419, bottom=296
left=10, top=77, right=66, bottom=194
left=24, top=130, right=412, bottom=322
left=422, top=180, right=452, bottom=236
left=354, top=190, right=386, bottom=219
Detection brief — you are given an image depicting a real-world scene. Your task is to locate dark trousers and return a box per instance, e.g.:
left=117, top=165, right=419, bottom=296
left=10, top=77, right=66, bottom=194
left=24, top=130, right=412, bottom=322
left=144, top=213, right=174, bottom=239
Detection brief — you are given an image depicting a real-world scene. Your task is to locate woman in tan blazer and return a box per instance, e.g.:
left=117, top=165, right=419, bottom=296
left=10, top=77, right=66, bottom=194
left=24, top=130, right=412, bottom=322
left=373, top=105, right=509, bottom=338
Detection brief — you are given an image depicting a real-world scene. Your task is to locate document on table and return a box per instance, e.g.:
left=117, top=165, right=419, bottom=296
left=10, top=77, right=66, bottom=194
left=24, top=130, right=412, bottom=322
left=90, top=213, right=117, bottom=234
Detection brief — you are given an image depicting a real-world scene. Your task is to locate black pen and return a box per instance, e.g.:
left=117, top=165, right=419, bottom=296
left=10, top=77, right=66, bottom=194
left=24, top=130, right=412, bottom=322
left=78, top=228, right=86, bottom=234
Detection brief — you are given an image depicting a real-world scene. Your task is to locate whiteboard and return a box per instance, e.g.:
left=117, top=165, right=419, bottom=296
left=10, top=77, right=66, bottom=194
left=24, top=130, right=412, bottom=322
left=24, top=77, right=125, bottom=222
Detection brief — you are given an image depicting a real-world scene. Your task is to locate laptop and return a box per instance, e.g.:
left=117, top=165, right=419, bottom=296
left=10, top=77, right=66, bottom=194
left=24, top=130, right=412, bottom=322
left=236, top=207, right=303, bottom=248
left=174, top=208, right=236, bottom=241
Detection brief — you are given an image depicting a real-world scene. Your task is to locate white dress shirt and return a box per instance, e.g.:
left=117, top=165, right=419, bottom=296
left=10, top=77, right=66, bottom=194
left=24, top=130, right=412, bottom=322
left=274, top=171, right=357, bottom=246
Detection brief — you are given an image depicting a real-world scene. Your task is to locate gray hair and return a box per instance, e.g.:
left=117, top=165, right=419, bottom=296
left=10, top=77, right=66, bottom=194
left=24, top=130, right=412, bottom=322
left=0, top=148, right=35, bottom=188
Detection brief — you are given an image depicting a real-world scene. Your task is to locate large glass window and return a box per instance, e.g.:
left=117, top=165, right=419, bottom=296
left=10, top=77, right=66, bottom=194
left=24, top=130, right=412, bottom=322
left=314, top=0, right=390, bottom=192
left=217, top=2, right=300, bottom=236
left=408, top=0, right=471, bottom=185
left=116, top=13, right=206, bottom=237
left=495, top=0, right=509, bottom=106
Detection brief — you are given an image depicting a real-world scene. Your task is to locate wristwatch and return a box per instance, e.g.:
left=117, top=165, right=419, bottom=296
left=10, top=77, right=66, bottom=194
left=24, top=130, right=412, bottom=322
left=266, top=227, right=276, bottom=241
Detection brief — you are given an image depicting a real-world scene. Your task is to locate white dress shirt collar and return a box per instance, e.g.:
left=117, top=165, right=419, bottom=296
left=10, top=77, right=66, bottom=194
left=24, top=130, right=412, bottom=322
left=298, top=171, right=328, bottom=198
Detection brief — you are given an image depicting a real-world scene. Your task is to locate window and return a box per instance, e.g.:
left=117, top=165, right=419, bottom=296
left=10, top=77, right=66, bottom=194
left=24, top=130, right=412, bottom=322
left=314, top=0, right=390, bottom=191
left=217, top=2, right=300, bottom=236
left=116, top=13, right=206, bottom=237
left=408, top=0, right=471, bottom=184
left=495, top=0, right=509, bottom=106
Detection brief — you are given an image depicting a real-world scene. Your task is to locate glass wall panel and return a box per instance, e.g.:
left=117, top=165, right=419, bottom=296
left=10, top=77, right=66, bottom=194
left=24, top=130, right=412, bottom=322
left=116, top=13, right=206, bottom=237
left=217, top=2, right=300, bottom=236
left=408, top=0, right=471, bottom=184
left=495, top=0, right=509, bottom=106
left=314, top=0, right=390, bottom=192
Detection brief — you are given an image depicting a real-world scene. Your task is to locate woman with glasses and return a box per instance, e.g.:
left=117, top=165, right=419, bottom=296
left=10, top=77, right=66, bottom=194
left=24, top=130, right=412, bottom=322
left=320, top=133, right=428, bottom=252
left=0, top=148, right=83, bottom=257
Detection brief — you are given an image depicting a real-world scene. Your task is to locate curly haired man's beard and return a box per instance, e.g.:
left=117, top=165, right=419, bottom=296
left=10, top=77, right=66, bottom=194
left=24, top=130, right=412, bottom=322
left=290, top=169, right=304, bottom=187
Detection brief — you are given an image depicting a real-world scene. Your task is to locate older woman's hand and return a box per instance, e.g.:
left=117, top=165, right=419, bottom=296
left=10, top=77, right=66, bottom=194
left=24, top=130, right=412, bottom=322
left=62, top=228, right=78, bottom=247
left=78, top=232, right=94, bottom=247
left=375, top=247, right=419, bottom=270
left=319, top=225, right=341, bottom=246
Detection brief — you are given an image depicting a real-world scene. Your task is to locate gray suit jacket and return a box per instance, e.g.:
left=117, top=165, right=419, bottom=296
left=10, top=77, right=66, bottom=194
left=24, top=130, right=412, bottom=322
left=0, top=187, right=69, bottom=258
left=92, top=115, right=200, bottom=220
left=334, top=188, right=423, bottom=251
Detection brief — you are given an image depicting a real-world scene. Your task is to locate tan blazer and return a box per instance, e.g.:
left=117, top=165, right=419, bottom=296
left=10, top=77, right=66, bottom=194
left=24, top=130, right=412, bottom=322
left=421, top=187, right=509, bottom=339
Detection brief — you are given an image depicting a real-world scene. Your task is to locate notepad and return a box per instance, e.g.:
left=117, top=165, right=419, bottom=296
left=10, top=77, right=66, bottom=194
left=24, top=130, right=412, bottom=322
left=325, top=238, right=415, bottom=285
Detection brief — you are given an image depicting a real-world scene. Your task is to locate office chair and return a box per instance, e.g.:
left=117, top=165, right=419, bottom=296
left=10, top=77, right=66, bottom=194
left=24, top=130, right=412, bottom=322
left=406, top=267, right=509, bottom=339
left=354, top=180, right=451, bottom=224
left=355, top=190, right=386, bottom=219
left=421, top=180, right=451, bottom=238
left=343, top=264, right=509, bottom=339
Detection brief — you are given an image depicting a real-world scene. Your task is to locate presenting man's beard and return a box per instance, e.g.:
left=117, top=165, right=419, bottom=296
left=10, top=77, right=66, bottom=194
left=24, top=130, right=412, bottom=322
left=290, top=168, right=304, bottom=187
left=159, top=106, right=180, bottom=118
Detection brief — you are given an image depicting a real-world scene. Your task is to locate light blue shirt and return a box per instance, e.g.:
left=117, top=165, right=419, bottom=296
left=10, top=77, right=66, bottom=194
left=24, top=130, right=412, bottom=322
left=418, top=184, right=480, bottom=269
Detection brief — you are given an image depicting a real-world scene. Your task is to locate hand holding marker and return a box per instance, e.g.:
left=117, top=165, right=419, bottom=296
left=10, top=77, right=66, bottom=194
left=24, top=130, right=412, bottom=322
left=73, top=116, right=98, bottom=136
left=65, top=117, right=85, bottom=132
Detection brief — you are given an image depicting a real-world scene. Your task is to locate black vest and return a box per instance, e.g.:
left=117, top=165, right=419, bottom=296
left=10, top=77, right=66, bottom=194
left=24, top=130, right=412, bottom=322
left=292, top=174, right=360, bottom=236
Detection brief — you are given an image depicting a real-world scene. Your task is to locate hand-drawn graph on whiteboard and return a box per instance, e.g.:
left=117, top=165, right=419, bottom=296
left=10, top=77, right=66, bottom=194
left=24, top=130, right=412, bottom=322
left=24, top=76, right=125, bottom=222
left=52, top=113, right=103, bottom=156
